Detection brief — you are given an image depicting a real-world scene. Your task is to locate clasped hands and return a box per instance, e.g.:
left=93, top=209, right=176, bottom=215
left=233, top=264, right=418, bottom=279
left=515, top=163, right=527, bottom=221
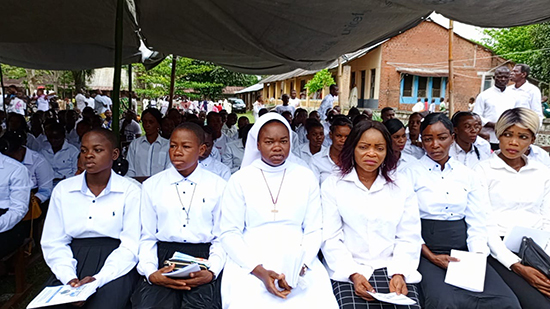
left=349, top=273, right=408, bottom=302
left=252, top=265, right=292, bottom=299
left=149, top=264, right=214, bottom=290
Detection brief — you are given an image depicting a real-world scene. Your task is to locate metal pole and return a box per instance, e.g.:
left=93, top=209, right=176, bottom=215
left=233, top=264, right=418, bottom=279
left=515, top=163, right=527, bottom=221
left=448, top=20, right=454, bottom=116
left=128, top=64, right=132, bottom=93
left=168, top=55, right=177, bottom=110
left=337, top=56, right=342, bottom=105
left=0, top=63, right=6, bottom=113
left=112, top=0, right=124, bottom=142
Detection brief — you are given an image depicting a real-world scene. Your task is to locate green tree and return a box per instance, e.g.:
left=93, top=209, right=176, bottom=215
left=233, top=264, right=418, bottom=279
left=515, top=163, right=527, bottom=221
left=134, top=56, right=257, bottom=99
left=304, top=69, right=335, bottom=97
left=480, top=24, right=550, bottom=84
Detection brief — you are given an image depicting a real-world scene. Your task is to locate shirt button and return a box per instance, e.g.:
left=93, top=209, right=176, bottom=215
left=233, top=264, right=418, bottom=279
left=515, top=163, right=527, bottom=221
left=183, top=225, right=186, bottom=227
left=182, top=208, right=186, bottom=211
left=445, top=207, right=448, bottom=209
left=446, top=192, right=449, bottom=194
left=92, top=200, right=95, bottom=203
left=184, top=240, right=187, bottom=243
left=183, top=192, right=186, bottom=194
left=89, top=216, right=92, bottom=219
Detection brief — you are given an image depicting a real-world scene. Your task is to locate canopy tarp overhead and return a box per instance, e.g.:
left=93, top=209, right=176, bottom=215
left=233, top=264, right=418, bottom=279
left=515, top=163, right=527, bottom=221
left=136, top=0, right=550, bottom=74
left=0, top=0, right=142, bottom=70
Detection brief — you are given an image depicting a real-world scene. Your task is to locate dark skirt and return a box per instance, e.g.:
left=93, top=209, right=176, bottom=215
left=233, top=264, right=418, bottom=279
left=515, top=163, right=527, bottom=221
left=488, top=256, right=550, bottom=309
left=332, top=268, right=421, bottom=309
left=131, top=241, right=221, bottom=309
left=43, top=237, right=139, bottom=309
left=419, top=219, right=520, bottom=309
left=0, top=208, right=30, bottom=258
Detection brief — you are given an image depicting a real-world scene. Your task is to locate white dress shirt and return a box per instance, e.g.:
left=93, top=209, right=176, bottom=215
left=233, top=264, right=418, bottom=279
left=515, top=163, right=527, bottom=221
left=36, top=95, right=50, bottom=112
left=322, top=121, right=332, bottom=148
left=75, top=93, right=87, bottom=111
left=296, top=125, right=308, bottom=145
left=22, top=147, right=54, bottom=202
left=396, top=152, right=417, bottom=174
left=403, top=134, right=425, bottom=159
left=85, top=97, right=95, bottom=109
left=527, top=145, right=550, bottom=168
left=318, top=94, right=336, bottom=121
left=473, top=86, right=516, bottom=143
left=321, top=171, right=422, bottom=283
left=221, top=123, right=239, bottom=141
left=474, top=136, right=492, bottom=157
left=448, top=141, right=491, bottom=169
left=309, top=146, right=339, bottom=185
left=221, top=139, right=244, bottom=174
left=214, top=133, right=230, bottom=158
left=289, top=97, right=301, bottom=108
left=40, top=140, right=80, bottom=182
left=41, top=171, right=141, bottom=288
left=298, top=143, right=325, bottom=166
left=508, top=81, right=543, bottom=123
left=67, top=129, right=80, bottom=148
left=475, top=153, right=550, bottom=269
left=404, top=155, right=489, bottom=254
left=138, top=165, right=226, bottom=279
left=126, top=135, right=171, bottom=177
left=200, top=155, right=231, bottom=181
left=275, top=105, right=296, bottom=116
left=0, top=153, right=31, bottom=233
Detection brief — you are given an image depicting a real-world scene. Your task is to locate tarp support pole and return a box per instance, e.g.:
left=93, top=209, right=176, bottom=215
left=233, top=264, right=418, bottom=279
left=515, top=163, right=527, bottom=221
left=128, top=64, right=132, bottom=93
left=112, top=0, right=124, bottom=142
left=448, top=19, right=454, bottom=115
left=168, top=56, right=177, bottom=110
left=0, top=63, right=6, bottom=113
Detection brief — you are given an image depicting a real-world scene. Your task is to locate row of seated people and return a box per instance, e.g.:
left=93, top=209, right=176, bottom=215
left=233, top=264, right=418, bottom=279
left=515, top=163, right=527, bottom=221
left=1, top=107, right=549, bottom=308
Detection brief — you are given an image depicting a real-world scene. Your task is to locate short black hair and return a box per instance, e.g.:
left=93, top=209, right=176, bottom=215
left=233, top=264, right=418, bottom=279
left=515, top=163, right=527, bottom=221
left=330, top=115, right=352, bottom=133
left=384, top=118, right=405, bottom=135
left=0, top=130, right=25, bottom=154
left=173, top=122, right=205, bottom=145
left=258, top=108, right=268, bottom=117
left=45, top=122, right=66, bottom=137
left=381, top=107, right=394, bottom=115
left=305, top=119, right=324, bottom=134
left=516, top=64, right=530, bottom=77
left=420, top=112, right=453, bottom=135
left=142, top=108, right=163, bottom=125
left=84, top=128, right=118, bottom=149
left=329, top=84, right=338, bottom=91
left=451, top=111, right=475, bottom=128
left=206, top=111, right=221, bottom=122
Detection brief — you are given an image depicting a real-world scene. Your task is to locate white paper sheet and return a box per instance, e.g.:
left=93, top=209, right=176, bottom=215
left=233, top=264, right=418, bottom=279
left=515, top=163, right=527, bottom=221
left=367, top=292, right=417, bottom=305
left=444, top=250, right=486, bottom=292
left=503, top=226, right=550, bottom=254
left=162, top=263, right=201, bottom=278
left=27, top=282, right=98, bottom=308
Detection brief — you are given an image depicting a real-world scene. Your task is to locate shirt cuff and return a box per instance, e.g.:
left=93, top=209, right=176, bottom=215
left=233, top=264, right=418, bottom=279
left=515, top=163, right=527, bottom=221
left=92, top=271, right=111, bottom=288
left=54, top=266, right=78, bottom=285
left=468, top=240, right=490, bottom=255
left=208, top=255, right=224, bottom=279
left=142, top=263, right=158, bottom=284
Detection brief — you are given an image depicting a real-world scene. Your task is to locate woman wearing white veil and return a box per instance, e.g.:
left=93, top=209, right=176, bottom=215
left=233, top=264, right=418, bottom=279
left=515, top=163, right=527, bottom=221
left=219, top=113, right=337, bottom=308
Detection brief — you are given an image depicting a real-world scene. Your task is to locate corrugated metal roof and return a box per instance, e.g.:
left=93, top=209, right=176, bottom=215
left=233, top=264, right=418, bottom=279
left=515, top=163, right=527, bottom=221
left=259, top=41, right=386, bottom=84
left=235, top=83, right=263, bottom=94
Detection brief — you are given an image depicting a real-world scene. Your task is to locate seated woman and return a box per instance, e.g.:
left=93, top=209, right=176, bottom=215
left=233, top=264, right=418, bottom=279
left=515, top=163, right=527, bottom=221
left=474, top=107, right=550, bottom=309
left=384, top=119, right=417, bottom=173
left=132, top=122, right=227, bottom=309
left=449, top=111, right=490, bottom=168
left=220, top=113, right=338, bottom=309
left=322, top=120, right=423, bottom=309
left=126, top=108, right=171, bottom=178
left=2, top=130, right=54, bottom=205
left=0, top=144, right=31, bottom=258
left=405, top=113, right=520, bottom=309
left=403, top=112, right=425, bottom=159
left=41, top=128, right=141, bottom=308
left=222, top=124, right=252, bottom=174
left=297, top=119, right=326, bottom=165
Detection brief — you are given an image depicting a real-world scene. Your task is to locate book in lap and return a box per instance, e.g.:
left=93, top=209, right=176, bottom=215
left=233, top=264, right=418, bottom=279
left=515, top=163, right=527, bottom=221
left=27, top=282, right=98, bottom=308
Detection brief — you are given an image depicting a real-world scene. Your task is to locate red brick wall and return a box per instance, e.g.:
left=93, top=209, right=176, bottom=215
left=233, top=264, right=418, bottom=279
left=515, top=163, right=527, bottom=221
left=379, top=21, right=506, bottom=112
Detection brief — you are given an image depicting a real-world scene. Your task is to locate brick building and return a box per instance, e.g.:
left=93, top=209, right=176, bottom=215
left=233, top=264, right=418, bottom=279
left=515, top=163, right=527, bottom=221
left=261, top=19, right=509, bottom=112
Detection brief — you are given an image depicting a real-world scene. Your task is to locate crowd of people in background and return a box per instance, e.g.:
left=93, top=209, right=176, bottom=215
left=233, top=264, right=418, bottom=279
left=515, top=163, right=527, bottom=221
left=0, top=63, right=550, bottom=309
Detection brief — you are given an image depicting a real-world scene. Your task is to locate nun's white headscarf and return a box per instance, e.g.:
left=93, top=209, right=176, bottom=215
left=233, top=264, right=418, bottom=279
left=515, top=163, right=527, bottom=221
left=241, top=113, right=292, bottom=168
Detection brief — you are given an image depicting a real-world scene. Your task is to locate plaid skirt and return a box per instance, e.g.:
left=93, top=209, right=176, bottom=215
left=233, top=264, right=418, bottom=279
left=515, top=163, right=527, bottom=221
left=332, top=268, right=420, bottom=309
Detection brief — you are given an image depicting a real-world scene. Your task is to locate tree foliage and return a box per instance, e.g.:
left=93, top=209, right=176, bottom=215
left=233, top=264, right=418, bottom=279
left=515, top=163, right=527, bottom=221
left=480, top=23, right=550, bottom=84
left=305, top=69, right=335, bottom=97
left=134, top=56, right=257, bottom=99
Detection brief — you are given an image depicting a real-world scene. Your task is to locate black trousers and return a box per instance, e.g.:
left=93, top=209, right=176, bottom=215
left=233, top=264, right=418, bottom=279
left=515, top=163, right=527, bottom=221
left=131, top=242, right=221, bottom=309
left=419, top=219, right=520, bottom=309
left=0, top=209, right=30, bottom=258
left=488, top=256, right=550, bottom=309
left=43, top=237, right=139, bottom=309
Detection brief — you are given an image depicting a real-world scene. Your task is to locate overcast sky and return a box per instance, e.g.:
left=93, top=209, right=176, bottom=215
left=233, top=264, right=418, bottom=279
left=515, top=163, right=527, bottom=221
left=429, top=12, right=490, bottom=42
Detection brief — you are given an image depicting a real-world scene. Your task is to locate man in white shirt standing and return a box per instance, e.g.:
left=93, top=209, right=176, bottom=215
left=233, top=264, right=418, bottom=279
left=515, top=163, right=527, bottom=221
left=318, top=84, right=338, bottom=122
left=289, top=89, right=301, bottom=108
left=75, top=89, right=87, bottom=112
left=473, top=66, right=516, bottom=150
left=252, top=95, right=264, bottom=122
left=509, top=64, right=543, bottom=123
